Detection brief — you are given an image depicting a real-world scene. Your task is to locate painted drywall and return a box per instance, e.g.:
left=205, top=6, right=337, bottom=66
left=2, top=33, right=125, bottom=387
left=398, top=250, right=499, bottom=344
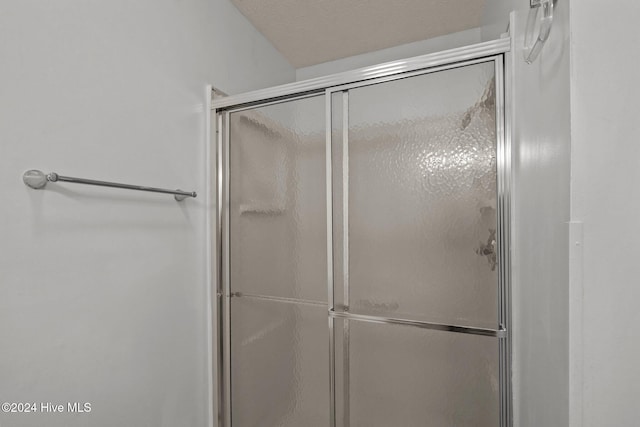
left=510, top=2, right=572, bottom=426
left=0, top=1, right=294, bottom=427
left=570, top=1, right=640, bottom=426
left=296, top=28, right=483, bottom=81
left=232, top=0, right=486, bottom=68
left=480, top=0, right=528, bottom=41
left=295, top=0, right=531, bottom=83
left=295, top=2, right=528, bottom=82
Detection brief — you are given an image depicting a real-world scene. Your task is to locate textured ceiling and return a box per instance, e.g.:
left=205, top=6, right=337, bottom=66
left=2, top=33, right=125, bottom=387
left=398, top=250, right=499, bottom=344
left=231, top=0, right=487, bottom=68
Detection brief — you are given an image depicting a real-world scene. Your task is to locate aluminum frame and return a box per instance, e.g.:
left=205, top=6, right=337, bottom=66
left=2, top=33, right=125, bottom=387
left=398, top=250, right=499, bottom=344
left=501, top=49, right=514, bottom=427
left=212, top=39, right=510, bottom=111
left=214, top=112, right=224, bottom=427
left=221, top=111, right=232, bottom=427
left=340, top=90, right=350, bottom=427
left=494, top=54, right=512, bottom=427
left=214, top=39, right=512, bottom=427
left=229, top=292, right=328, bottom=308
left=325, top=88, right=337, bottom=427
left=329, top=310, right=506, bottom=338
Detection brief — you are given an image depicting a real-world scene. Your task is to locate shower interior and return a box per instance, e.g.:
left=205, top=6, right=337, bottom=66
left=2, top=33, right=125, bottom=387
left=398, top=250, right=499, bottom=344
left=214, top=43, right=510, bottom=427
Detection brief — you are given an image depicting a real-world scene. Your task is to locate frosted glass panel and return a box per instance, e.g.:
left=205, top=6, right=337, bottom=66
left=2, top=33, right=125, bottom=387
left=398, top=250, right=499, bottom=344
left=340, top=62, right=498, bottom=328
left=231, top=297, right=329, bottom=427
left=229, top=96, right=326, bottom=301
left=334, top=319, right=499, bottom=427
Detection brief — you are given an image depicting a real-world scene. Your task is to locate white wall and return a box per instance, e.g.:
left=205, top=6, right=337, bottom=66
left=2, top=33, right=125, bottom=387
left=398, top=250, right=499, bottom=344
left=295, top=1, right=528, bottom=82
left=0, top=1, right=294, bottom=427
left=296, top=0, right=533, bottom=82
left=480, top=0, right=528, bottom=41
left=296, top=28, right=483, bottom=80
left=509, top=2, right=572, bottom=426
left=570, top=1, right=640, bottom=426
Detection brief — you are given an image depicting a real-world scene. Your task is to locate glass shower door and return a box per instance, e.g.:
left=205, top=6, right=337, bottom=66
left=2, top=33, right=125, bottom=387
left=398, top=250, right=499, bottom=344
left=330, top=59, right=504, bottom=427
left=220, top=55, right=508, bottom=427
left=225, top=95, right=329, bottom=427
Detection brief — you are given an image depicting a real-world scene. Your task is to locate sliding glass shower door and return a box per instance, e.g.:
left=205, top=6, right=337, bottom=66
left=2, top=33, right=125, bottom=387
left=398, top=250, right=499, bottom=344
left=330, top=60, right=502, bottom=427
left=218, top=54, right=509, bottom=427
left=225, top=95, right=329, bottom=427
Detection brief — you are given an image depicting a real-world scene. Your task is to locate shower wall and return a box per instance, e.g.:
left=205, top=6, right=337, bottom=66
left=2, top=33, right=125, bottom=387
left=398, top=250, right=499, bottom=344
left=510, top=3, right=572, bottom=427
left=0, top=2, right=294, bottom=427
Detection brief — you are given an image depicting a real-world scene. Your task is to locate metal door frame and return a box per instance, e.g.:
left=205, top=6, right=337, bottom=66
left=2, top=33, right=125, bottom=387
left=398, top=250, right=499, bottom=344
left=212, top=38, right=512, bottom=427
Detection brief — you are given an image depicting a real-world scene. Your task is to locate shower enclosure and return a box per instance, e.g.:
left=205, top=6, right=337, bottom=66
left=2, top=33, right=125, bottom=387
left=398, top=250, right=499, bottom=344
left=212, top=39, right=511, bottom=427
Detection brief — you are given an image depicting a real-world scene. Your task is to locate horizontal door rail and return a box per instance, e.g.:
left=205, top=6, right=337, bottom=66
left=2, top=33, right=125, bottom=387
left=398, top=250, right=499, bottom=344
left=226, top=292, right=505, bottom=337
left=23, top=169, right=197, bottom=201
left=229, top=291, right=328, bottom=307
left=329, top=309, right=506, bottom=338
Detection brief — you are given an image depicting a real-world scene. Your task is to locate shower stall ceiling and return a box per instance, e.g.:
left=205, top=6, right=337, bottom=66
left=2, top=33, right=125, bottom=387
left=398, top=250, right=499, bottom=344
left=218, top=49, right=509, bottom=427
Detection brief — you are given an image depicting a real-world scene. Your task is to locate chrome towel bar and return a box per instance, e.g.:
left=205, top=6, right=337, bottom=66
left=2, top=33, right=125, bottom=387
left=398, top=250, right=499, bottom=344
left=23, top=169, right=197, bottom=201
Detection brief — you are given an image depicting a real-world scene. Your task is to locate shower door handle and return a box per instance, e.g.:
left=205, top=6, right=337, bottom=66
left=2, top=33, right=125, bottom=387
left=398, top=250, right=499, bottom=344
left=476, top=229, right=497, bottom=271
